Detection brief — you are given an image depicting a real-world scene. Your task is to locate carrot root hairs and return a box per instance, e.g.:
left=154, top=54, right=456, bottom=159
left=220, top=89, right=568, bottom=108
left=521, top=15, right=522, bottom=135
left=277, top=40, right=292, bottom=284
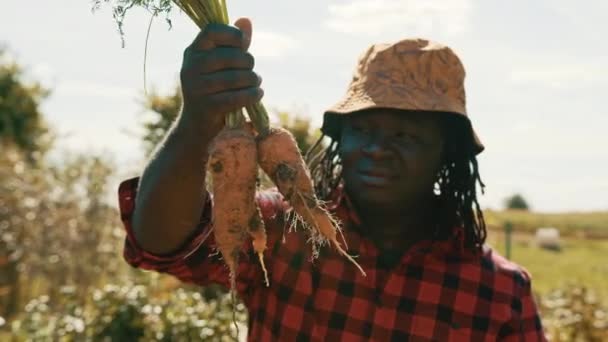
left=257, top=127, right=366, bottom=277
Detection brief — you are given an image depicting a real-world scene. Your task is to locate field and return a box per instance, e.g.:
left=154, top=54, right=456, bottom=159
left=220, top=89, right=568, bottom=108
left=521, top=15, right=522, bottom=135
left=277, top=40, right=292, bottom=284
left=486, top=229, right=608, bottom=301
left=485, top=209, right=608, bottom=303
left=485, top=210, right=608, bottom=238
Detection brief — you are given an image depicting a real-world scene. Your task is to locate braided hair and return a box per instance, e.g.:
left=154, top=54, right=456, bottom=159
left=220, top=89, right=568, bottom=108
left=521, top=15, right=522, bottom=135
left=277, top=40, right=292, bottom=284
left=306, top=116, right=487, bottom=252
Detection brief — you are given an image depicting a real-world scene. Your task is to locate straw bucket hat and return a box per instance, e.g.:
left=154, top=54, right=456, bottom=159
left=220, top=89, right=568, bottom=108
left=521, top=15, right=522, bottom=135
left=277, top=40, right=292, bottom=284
left=322, top=38, right=484, bottom=155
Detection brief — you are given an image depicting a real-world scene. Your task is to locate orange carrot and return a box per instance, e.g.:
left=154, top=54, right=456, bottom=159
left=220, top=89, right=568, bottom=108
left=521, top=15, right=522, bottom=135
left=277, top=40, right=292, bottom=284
left=248, top=203, right=269, bottom=286
left=256, top=127, right=366, bottom=276
left=208, top=127, right=269, bottom=291
left=208, top=117, right=270, bottom=339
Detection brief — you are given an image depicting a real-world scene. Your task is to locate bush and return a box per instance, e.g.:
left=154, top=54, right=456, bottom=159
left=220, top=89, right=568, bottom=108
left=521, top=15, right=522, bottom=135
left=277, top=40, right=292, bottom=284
left=8, top=283, right=246, bottom=341
left=6, top=281, right=608, bottom=341
left=540, top=285, right=608, bottom=341
left=0, top=146, right=128, bottom=318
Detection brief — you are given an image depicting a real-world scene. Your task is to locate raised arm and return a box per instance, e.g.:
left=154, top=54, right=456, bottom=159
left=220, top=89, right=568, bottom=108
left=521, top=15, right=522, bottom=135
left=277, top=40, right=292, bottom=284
left=131, top=18, right=262, bottom=255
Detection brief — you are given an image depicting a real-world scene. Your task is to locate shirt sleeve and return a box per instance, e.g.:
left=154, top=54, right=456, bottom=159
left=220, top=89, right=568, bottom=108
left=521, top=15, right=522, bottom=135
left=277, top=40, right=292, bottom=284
left=520, top=273, right=547, bottom=341
left=498, top=268, right=547, bottom=341
left=117, top=177, right=285, bottom=296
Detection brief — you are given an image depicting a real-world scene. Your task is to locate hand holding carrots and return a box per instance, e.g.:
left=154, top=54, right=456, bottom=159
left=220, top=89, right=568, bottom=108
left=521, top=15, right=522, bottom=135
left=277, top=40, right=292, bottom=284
left=179, top=18, right=263, bottom=139
left=178, top=13, right=366, bottom=293
left=101, top=2, right=366, bottom=333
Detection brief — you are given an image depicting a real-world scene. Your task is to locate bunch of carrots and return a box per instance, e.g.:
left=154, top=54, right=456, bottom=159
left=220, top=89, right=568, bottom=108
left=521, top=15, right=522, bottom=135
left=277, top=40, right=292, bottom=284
left=103, top=0, right=365, bottom=294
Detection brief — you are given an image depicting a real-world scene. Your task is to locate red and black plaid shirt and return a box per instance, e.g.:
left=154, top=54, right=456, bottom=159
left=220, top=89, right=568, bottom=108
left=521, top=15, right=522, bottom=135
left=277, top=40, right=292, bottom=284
left=119, top=178, right=546, bottom=341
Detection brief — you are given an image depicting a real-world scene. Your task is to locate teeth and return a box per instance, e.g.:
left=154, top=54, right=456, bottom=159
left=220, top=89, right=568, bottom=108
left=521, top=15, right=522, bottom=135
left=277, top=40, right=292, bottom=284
left=361, top=174, right=389, bottom=182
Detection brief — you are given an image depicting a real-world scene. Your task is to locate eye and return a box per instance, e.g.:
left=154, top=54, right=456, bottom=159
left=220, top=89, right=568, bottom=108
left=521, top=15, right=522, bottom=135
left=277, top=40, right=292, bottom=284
left=394, top=131, right=411, bottom=139
left=349, top=123, right=371, bottom=134
left=393, top=131, right=421, bottom=143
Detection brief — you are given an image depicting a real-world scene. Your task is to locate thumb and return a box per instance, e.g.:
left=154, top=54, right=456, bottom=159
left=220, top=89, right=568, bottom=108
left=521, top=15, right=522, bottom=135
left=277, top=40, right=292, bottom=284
left=234, top=17, right=252, bottom=51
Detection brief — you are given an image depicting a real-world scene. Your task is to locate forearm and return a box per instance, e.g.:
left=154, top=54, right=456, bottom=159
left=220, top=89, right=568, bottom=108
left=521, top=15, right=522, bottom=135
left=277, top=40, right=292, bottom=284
left=132, top=113, right=216, bottom=255
left=129, top=19, right=260, bottom=255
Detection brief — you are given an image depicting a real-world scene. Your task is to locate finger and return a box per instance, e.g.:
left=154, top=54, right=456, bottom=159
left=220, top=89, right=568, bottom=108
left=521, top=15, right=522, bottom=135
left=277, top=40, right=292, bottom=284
left=191, top=23, right=244, bottom=51
left=233, top=17, right=252, bottom=51
left=207, top=87, right=264, bottom=114
left=197, top=70, right=261, bottom=95
left=189, top=48, right=254, bottom=73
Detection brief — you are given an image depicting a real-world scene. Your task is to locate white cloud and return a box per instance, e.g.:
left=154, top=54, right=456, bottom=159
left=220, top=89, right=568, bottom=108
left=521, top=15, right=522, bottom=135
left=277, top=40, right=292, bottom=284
left=325, top=0, right=472, bottom=35
left=249, top=30, right=297, bottom=58
left=509, top=63, right=608, bottom=88
left=30, top=63, right=57, bottom=87
left=56, top=80, right=136, bottom=99
left=480, top=123, right=608, bottom=160
left=0, top=49, right=16, bottom=66
left=545, top=0, right=608, bottom=36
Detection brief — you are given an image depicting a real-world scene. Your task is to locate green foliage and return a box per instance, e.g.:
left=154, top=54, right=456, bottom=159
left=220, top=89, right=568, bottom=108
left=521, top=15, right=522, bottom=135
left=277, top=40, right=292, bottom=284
left=540, top=286, right=608, bottom=341
left=9, top=284, right=246, bottom=341
left=92, top=1, right=175, bottom=46
left=92, top=0, right=174, bottom=16
left=0, top=146, right=245, bottom=340
left=0, top=48, right=52, bottom=158
left=504, top=193, right=530, bottom=210
left=0, top=146, right=125, bottom=318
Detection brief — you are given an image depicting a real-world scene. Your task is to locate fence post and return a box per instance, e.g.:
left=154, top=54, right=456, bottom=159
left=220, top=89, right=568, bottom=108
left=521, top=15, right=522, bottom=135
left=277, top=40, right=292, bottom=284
left=505, top=221, right=513, bottom=259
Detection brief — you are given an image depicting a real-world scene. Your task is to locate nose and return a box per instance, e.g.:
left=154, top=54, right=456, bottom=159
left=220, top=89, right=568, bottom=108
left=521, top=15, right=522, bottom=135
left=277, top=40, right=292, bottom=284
left=361, top=138, right=391, bottom=159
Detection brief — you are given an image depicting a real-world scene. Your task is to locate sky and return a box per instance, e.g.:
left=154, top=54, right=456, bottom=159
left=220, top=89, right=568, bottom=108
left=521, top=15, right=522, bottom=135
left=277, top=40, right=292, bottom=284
left=1, top=0, right=607, bottom=212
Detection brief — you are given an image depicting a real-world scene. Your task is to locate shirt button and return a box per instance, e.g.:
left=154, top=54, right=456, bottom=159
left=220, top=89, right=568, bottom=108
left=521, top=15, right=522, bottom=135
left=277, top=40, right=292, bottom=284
left=374, top=294, right=382, bottom=306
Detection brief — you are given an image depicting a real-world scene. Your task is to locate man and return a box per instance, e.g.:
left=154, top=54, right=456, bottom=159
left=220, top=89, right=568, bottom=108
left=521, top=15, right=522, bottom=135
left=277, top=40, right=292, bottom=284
left=118, top=18, right=546, bottom=341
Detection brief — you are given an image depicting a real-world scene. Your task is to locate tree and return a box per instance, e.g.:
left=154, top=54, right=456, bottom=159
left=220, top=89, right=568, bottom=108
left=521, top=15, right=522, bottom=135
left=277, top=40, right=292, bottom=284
left=0, top=146, right=126, bottom=318
left=0, top=49, right=54, bottom=317
left=504, top=193, right=530, bottom=211
left=0, top=47, right=52, bottom=158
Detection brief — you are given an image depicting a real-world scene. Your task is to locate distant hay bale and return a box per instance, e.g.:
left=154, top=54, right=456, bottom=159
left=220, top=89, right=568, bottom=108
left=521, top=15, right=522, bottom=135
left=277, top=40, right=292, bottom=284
left=535, top=227, right=561, bottom=251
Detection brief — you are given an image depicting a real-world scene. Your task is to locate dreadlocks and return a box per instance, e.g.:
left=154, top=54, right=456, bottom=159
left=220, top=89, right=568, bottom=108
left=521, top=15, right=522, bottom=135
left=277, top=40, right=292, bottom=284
left=434, top=151, right=487, bottom=250
left=305, top=129, right=487, bottom=252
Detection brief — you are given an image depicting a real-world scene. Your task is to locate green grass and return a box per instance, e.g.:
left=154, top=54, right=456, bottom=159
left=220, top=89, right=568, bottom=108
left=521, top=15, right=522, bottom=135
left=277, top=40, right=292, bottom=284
left=486, top=230, right=608, bottom=300
left=484, top=210, right=608, bottom=238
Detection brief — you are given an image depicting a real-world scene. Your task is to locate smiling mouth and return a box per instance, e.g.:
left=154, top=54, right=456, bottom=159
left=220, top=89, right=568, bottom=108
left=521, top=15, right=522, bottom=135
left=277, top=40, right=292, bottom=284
left=358, top=171, right=397, bottom=186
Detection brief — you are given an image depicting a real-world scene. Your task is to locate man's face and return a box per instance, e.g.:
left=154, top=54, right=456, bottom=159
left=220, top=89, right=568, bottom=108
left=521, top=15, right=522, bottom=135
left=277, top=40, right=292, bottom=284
left=338, top=109, right=444, bottom=210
